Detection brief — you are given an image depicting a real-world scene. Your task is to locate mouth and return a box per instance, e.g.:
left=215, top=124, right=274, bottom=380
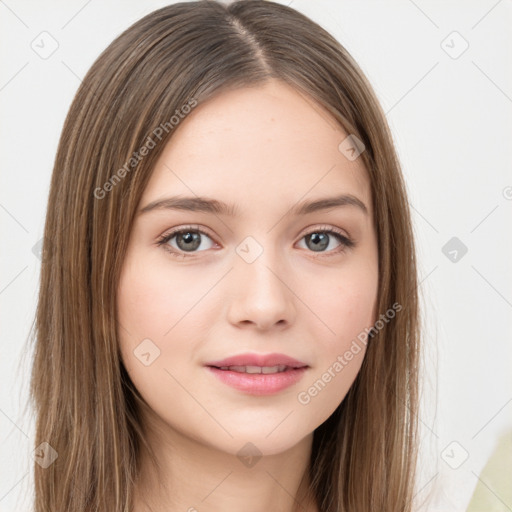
left=205, top=352, right=308, bottom=370
left=205, top=360, right=309, bottom=395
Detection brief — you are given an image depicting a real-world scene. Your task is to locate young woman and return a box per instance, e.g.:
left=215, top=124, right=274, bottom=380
left=29, top=1, right=421, bottom=511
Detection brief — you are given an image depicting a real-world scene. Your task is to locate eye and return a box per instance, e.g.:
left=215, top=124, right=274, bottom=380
left=156, top=224, right=355, bottom=259
left=156, top=225, right=217, bottom=258
left=297, top=225, right=355, bottom=256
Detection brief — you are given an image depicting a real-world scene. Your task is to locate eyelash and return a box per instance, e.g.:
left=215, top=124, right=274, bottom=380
left=155, top=224, right=355, bottom=259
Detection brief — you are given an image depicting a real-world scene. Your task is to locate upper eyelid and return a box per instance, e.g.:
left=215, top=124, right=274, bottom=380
left=160, top=224, right=351, bottom=241
left=161, top=225, right=214, bottom=242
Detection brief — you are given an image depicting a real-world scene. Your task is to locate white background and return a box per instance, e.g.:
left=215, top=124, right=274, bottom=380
left=1, top=1, right=511, bottom=511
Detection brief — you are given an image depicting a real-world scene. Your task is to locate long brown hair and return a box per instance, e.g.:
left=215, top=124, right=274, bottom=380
left=26, top=1, right=420, bottom=510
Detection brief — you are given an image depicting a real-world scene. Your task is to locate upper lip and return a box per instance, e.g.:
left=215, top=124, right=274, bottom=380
left=206, top=352, right=308, bottom=369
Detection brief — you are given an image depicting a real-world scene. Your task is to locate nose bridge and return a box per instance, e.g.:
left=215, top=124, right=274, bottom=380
left=227, top=233, right=295, bottom=328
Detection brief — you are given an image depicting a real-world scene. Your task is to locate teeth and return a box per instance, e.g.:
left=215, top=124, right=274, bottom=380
left=261, top=366, right=283, bottom=374
left=218, top=365, right=288, bottom=374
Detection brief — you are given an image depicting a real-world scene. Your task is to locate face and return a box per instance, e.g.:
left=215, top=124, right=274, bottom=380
left=117, top=79, right=379, bottom=457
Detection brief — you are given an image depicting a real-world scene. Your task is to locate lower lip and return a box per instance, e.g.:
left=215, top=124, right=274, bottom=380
left=206, top=366, right=308, bottom=395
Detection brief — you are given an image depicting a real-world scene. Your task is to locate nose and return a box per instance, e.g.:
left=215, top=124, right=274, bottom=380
left=226, top=245, right=296, bottom=331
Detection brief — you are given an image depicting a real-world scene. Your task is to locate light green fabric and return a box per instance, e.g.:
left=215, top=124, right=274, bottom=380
left=466, top=430, right=512, bottom=512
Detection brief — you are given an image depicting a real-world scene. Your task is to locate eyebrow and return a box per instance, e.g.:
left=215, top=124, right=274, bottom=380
left=138, top=194, right=368, bottom=217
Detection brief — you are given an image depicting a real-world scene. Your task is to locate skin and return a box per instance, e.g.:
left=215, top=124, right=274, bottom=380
left=117, top=78, right=379, bottom=512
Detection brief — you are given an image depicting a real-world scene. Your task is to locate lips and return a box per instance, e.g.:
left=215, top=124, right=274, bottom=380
left=205, top=353, right=309, bottom=395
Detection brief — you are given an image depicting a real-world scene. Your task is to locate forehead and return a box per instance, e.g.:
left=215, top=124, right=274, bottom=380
left=141, top=79, right=372, bottom=216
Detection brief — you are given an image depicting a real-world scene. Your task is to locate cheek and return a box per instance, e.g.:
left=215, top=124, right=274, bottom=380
left=117, top=256, right=217, bottom=347
left=116, top=258, right=216, bottom=433
left=294, top=263, right=378, bottom=423
left=116, top=253, right=227, bottom=401
left=310, top=260, right=379, bottom=344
